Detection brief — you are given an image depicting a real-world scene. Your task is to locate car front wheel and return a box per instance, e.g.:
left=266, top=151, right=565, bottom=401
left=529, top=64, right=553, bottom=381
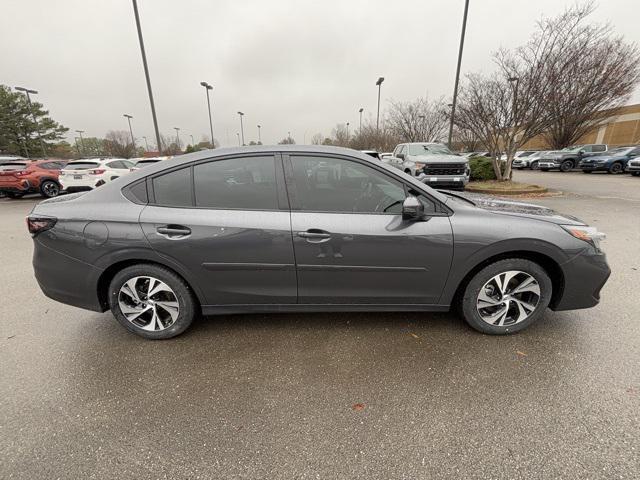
left=530, top=161, right=539, bottom=170
left=608, top=162, right=623, bottom=174
left=461, top=259, right=552, bottom=335
left=560, top=160, right=574, bottom=172
left=108, top=264, right=197, bottom=339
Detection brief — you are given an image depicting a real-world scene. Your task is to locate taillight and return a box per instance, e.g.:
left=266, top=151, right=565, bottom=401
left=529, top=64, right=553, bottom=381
left=89, top=169, right=106, bottom=175
left=26, top=216, right=57, bottom=236
left=15, top=171, right=28, bottom=176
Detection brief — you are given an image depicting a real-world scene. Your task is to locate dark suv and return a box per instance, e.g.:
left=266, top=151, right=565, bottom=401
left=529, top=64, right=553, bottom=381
left=538, top=144, right=608, bottom=172
left=28, top=146, right=610, bottom=339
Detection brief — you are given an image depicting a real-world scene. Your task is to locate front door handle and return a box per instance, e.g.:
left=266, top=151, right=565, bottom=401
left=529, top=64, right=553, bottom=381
left=157, top=225, right=191, bottom=237
left=297, top=229, right=331, bottom=242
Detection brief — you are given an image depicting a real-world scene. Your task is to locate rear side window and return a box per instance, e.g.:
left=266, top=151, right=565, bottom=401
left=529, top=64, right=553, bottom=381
left=194, top=156, right=278, bottom=210
left=152, top=167, right=192, bottom=207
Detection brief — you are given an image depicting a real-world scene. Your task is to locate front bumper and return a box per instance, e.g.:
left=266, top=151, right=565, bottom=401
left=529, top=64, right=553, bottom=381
left=552, top=249, right=611, bottom=311
left=626, top=163, right=640, bottom=172
left=417, top=173, right=469, bottom=189
left=512, top=160, right=529, bottom=168
left=538, top=161, right=560, bottom=169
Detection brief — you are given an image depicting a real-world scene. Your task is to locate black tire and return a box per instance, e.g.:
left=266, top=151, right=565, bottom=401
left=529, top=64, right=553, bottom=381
left=108, top=264, right=197, bottom=339
left=40, top=180, right=60, bottom=198
left=582, top=170, right=592, bottom=173
left=6, top=192, right=24, bottom=199
left=540, top=168, right=549, bottom=172
left=560, top=160, right=574, bottom=172
left=530, top=161, right=539, bottom=170
left=608, top=162, right=623, bottom=174
left=460, top=258, right=552, bottom=335
left=632, top=172, right=640, bottom=177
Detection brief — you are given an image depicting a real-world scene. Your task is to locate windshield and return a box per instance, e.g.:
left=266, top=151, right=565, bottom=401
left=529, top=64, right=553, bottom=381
left=560, top=146, right=584, bottom=152
left=64, top=162, right=99, bottom=170
left=408, top=144, right=453, bottom=156
left=519, top=151, right=536, bottom=157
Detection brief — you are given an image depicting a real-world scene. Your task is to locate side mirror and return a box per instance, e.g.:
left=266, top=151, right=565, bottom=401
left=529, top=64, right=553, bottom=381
left=402, top=196, right=424, bottom=221
left=578, top=150, right=585, bottom=155
left=397, top=153, right=405, bottom=160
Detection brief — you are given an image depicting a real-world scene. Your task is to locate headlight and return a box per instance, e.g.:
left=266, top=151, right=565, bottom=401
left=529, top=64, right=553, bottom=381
left=414, top=162, right=425, bottom=170
left=561, top=225, right=606, bottom=248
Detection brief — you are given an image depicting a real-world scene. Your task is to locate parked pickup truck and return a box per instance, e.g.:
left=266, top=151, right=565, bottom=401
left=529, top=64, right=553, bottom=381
left=538, top=144, right=608, bottom=172
left=384, top=142, right=470, bottom=190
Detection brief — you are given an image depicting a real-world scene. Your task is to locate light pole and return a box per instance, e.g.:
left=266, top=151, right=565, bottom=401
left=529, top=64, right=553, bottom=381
left=174, top=127, right=181, bottom=150
left=375, top=77, right=384, bottom=133
left=142, top=136, right=149, bottom=151
left=447, top=0, right=470, bottom=148
left=189, top=134, right=195, bottom=146
left=75, top=130, right=85, bottom=154
left=123, top=114, right=135, bottom=147
left=358, top=107, right=363, bottom=133
left=237, top=111, right=245, bottom=145
left=236, top=132, right=241, bottom=146
left=200, top=81, right=214, bottom=147
left=257, top=124, right=262, bottom=144
left=15, top=86, right=46, bottom=157
left=508, top=76, right=520, bottom=179
left=346, top=122, right=350, bottom=141
left=74, top=137, right=81, bottom=156
left=131, top=0, right=162, bottom=154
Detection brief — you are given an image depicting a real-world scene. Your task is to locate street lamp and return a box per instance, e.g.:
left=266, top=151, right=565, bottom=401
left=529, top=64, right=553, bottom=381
left=237, top=111, right=245, bottom=145
left=75, top=130, right=85, bottom=154
left=346, top=122, right=350, bottom=140
left=236, top=132, right=241, bottom=146
left=174, top=127, right=181, bottom=149
left=123, top=114, right=135, bottom=147
left=375, top=77, right=384, bottom=133
left=15, top=86, right=46, bottom=157
left=131, top=0, right=162, bottom=154
left=257, top=124, right=261, bottom=144
left=74, top=137, right=81, bottom=156
left=447, top=0, right=470, bottom=148
left=189, top=134, right=195, bottom=146
left=358, top=107, right=363, bottom=132
left=142, top=136, right=149, bottom=151
left=200, top=81, right=215, bottom=147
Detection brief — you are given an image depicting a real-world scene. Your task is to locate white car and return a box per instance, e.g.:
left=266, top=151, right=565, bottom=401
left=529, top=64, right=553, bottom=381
left=60, top=158, right=135, bottom=193
left=131, top=156, right=171, bottom=171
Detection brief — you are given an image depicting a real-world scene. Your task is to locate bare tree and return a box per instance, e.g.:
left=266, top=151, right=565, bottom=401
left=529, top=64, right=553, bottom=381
left=451, top=125, right=483, bottom=153
left=386, top=97, right=449, bottom=143
left=535, top=3, right=640, bottom=148
left=349, top=122, right=400, bottom=152
left=278, top=135, right=295, bottom=144
left=104, top=130, right=138, bottom=158
left=310, top=133, right=325, bottom=145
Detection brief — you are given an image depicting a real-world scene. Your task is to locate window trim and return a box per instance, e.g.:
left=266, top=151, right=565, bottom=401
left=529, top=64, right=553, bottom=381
left=282, top=153, right=449, bottom=216
left=147, top=153, right=287, bottom=212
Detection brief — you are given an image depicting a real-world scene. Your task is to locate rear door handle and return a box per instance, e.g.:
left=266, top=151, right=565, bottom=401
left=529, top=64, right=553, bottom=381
left=297, top=229, right=331, bottom=242
left=157, top=225, right=191, bottom=237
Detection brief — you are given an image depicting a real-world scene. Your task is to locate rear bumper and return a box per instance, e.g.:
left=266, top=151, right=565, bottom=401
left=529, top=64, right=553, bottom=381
left=0, top=180, right=33, bottom=193
left=33, top=237, right=105, bottom=312
left=552, top=249, right=611, bottom=311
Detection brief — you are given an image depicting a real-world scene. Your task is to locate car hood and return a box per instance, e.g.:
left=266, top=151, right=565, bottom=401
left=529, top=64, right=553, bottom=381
left=410, top=154, right=466, bottom=163
left=449, top=192, right=585, bottom=226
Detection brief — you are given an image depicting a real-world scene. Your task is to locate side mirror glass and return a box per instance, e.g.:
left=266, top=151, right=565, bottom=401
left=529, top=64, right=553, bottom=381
left=397, top=153, right=405, bottom=160
left=402, top=196, right=424, bottom=221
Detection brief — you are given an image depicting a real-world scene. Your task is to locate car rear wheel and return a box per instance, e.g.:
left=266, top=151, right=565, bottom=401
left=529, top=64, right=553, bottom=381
left=108, top=264, right=197, bottom=339
left=560, top=160, right=574, bottom=172
left=529, top=161, right=539, bottom=170
left=40, top=180, right=60, bottom=198
left=461, top=258, right=552, bottom=335
left=608, top=162, right=623, bottom=174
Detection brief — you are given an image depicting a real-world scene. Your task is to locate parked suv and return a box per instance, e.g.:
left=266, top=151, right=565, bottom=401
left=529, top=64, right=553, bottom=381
left=538, top=144, right=608, bottom=172
left=386, top=142, right=469, bottom=190
left=0, top=160, right=67, bottom=198
left=627, top=156, right=640, bottom=176
left=512, top=151, right=544, bottom=170
left=579, top=146, right=640, bottom=174
left=60, top=158, right=135, bottom=192
left=28, top=146, right=609, bottom=340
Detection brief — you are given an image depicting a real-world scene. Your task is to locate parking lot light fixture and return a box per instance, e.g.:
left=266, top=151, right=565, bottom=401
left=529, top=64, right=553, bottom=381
left=447, top=0, right=470, bottom=149
left=346, top=122, right=350, bottom=141
left=15, top=86, right=46, bottom=157
left=123, top=114, right=135, bottom=147
left=375, top=77, right=384, bottom=133
left=131, top=0, right=162, bottom=154
left=236, top=132, right=241, bottom=146
left=174, top=127, right=181, bottom=149
left=75, top=130, right=85, bottom=154
left=200, top=81, right=215, bottom=148
left=257, top=125, right=261, bottom=143
left=237, top=112, right=245, bottom=146
left=359, top=108, right=363, bottom=132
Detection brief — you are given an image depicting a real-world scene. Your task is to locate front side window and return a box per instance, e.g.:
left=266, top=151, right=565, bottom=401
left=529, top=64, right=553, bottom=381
left=194, top=156, right=278, bottom=210
left=152, top=167, right=192, bottom=207
left=592, top=145, right=606, bottom=152
left=289, top=156, right=406, bottom=214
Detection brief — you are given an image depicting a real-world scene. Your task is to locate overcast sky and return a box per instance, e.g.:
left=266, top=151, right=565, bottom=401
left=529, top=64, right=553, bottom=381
left=2, top=0, right=639, bottom=148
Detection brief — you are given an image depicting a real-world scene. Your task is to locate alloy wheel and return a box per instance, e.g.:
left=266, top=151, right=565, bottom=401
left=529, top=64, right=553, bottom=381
left=476, top=270, right=541, bottom=327
left=118, top=276, right=179, bottom=331
left=42, top=181, right=60, bottom=197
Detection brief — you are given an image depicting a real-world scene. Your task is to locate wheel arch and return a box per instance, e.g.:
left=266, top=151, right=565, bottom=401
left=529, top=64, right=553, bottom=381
left=449, top=250, right=565, bottom=310
left=96, top=258, right=204, bottom=312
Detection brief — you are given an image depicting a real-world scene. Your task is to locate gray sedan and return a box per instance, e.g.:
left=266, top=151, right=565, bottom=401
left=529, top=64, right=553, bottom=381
left=28, top=146, right=610, bottom=339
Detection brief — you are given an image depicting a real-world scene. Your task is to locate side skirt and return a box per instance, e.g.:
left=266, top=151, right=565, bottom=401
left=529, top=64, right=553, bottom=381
left=201, top=304, right=451, bottom=315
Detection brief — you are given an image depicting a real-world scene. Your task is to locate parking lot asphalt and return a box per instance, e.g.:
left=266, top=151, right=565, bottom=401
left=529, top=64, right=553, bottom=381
left=1, top=171, right=639, bottom=479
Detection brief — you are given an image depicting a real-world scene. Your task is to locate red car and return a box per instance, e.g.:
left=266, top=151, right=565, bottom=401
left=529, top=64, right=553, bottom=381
left=0, top=160, right=67, bottom=199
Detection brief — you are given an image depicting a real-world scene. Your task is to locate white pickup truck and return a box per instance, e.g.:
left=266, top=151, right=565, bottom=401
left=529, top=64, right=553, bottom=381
left=383, top=142, right=470, bottom=190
